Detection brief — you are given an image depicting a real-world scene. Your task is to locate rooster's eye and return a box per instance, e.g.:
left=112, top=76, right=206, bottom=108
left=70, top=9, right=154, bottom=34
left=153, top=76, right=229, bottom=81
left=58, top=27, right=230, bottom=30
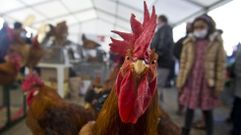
left=126, top=56, right=130, bottom=60
left=151, top=60, right=156, bottom=64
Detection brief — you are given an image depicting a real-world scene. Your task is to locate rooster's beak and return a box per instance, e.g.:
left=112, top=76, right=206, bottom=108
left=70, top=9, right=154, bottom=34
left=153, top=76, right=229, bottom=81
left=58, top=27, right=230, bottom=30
left=133, top=60, right=147, bottom=74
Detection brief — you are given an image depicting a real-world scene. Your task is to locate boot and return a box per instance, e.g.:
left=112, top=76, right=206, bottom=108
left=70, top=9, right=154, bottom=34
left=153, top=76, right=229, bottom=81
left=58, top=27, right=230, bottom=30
left=182, top=109, right=194, bottom=135
left=203, top=110, right=213, bottom=135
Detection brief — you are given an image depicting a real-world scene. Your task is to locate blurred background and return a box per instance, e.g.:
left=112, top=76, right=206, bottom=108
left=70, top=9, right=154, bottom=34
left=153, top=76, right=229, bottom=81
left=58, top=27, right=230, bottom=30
left=0, top=0, right=240, bottom=135
left=0, top=0, right=240, bottom=53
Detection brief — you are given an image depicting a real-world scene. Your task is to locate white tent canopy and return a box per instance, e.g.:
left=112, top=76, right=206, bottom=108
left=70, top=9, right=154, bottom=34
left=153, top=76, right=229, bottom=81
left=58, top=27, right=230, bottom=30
left=0, top=0, right=232, bottom=43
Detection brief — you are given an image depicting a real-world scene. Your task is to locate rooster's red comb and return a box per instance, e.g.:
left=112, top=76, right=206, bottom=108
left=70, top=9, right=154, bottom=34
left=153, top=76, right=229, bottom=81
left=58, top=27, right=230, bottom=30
left=21, top=73, right=43, bottom=92
left=110, top=1, right=156, bottom=58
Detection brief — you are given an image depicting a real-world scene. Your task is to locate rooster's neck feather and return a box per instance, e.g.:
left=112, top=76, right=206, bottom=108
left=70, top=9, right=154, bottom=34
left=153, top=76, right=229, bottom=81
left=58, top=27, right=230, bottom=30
left=94, top=87, right=160, bottom=135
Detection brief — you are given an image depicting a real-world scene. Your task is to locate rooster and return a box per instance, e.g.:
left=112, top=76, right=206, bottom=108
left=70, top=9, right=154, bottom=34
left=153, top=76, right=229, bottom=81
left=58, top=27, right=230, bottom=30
left=21, top=73, right=95, bottom=135
left=53, top=21, right=68, bottom=46
left=25, top=36, right=44, bottom=69
left=79, top=2, right=180, bottom=135
left=10, top=22, right=31, bottom=67
left=0, top=24, right=25, bottom=85
left=81, top=34, right=102, bottom=62
left=0, top=53, right=23, bottom=85
left=82, top=34, right=101, bottom=49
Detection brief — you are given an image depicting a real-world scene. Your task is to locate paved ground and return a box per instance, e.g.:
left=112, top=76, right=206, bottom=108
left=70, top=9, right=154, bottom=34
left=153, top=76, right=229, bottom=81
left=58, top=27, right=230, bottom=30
left=161, top=88, right=231, bottom=135
left=1, top=88, right=232, bottom=135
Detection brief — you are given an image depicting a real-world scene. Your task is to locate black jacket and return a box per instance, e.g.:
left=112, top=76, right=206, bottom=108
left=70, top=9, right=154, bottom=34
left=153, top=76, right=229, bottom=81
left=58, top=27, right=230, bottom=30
left=173, top=36, right=187, bottom=61
left=151, top=24, right=174, bottom=68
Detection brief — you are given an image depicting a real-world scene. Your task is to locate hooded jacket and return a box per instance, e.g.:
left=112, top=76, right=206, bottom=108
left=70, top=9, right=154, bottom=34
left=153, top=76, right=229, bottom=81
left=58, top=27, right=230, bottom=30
left=176, top=31, right=226, bottom=93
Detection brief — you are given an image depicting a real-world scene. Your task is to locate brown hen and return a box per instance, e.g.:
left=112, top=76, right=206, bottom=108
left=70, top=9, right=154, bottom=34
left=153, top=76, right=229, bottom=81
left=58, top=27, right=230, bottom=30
left=0, top=52, right=23, bottom=85
left=25, top=36, right=44, bottom=69
left=22, top=73, right=95, bottom=135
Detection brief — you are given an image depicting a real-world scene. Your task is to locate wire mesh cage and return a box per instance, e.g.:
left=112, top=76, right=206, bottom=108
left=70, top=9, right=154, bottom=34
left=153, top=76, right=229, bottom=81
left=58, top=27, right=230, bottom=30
left=72, top=62, right=109, bottom=83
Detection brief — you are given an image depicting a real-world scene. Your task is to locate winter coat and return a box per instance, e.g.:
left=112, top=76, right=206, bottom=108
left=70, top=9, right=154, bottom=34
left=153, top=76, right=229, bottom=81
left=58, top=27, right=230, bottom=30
left=176, top=32, right=226, bottom=94
left=151, top=24, right=174, bottom=68
left=234, top=47, right=241, bottom=98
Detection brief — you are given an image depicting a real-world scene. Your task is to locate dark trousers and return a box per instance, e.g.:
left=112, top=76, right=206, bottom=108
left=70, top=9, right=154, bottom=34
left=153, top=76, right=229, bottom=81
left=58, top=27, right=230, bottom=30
left=232, top=97, right=241, bottom=135
left=182, top=108, right=213, bottom=135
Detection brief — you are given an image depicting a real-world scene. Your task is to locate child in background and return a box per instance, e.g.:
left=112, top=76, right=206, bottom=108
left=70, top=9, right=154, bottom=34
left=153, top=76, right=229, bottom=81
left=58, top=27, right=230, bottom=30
left=176, top=14, right=226, bottom=135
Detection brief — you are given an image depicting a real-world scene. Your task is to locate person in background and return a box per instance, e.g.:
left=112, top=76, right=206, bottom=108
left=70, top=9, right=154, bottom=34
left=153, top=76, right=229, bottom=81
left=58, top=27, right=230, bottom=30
left=151, top=15, right=174, bottom=101
left=0, top=23, right=13, bottom=63
left=192, top=29, right=225, bottom=130
left=174, top=22, right=193, bottom=115
left=224, top=43, right=240, bottom=125
left=13, top=22, right=28, bottom=75
left=164, top=58, right=175, bottom=88
left=232, top=44, right=241, bottom=135
left=176, top=14, right=226, bottom=135
left=173, top=22, right=192, bottom=61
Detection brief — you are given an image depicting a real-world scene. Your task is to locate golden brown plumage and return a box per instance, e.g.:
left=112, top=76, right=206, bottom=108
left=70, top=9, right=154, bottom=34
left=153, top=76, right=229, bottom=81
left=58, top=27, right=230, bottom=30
left=0, top=50, right=23, bottom=85
left=80, top=90, right=180, bottom=135
left=0, top=62, right=18, bottom=85
left=0, top=24, right=31, bottom=85
left=93, top=89, right=160, bottom=135
left=12, top=44, right=30, bottom=65
left=25, top=37, right=44, bottom=68
left=23, top=79, right=95, bottom=135
left=26, top=46, right=44, bottom=68
left=53, top=21, right=68, bottom=46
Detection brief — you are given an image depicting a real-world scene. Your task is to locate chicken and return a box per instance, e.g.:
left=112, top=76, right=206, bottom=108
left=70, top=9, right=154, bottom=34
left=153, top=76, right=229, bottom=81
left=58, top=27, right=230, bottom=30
left=53, top=21, right=68, bottom=46
left=81, top=34, right=102, bottom=62
left=0, top=24, right=24, bottom=85
left=10, top=22, right=31, bottom=66
left=84, top=63, right=122, bottom=115
left=0, top=53, right=23, bottom=85
left=82, top=34, right=101, bottom=49
left=21, top=73, right=95, bottom=135
left=79, top=2, right=180, bottom=135
left=25, top=36, right=44, bottom=69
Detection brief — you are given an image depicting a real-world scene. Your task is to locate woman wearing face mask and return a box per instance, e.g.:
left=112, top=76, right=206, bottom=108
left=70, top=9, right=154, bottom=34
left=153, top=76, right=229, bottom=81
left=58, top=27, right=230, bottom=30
left=176, top=15, right=226, bottom=135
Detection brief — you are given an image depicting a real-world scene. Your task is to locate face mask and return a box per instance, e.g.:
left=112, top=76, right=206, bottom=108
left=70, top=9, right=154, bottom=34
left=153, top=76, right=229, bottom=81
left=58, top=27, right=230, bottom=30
left=193, top=29, right=208, bottom=39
